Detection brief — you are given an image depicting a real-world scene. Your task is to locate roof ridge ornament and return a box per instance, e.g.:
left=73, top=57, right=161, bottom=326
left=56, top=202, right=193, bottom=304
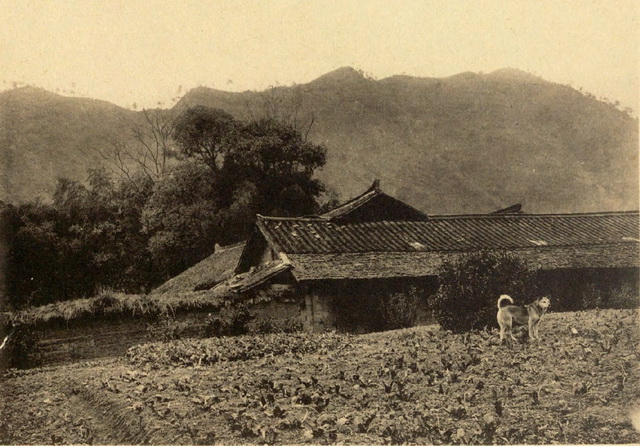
left=492, top=203, right=523, bottom=214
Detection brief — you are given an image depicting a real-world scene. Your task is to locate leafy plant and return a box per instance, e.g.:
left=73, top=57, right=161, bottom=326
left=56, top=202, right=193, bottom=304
left=431, top=252, right=537, bottom=332
left=205, top=303, right=254, bottom=337
left=2, top=326, right=42, bottom=369
left=250, top=317, right=303, bottom=335
left=146, top=316, right=187, bottom=342
left=5, top=308, right=640, bottom=445
left=378, top=287, right=420, bottom=330
left=127, top=331, right=348, bottom=368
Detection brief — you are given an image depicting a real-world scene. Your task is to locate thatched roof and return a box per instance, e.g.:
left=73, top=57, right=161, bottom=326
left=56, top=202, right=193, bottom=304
left=1, top=288, right=231, bottom=328
left=153, top=242, right=245, bottom=294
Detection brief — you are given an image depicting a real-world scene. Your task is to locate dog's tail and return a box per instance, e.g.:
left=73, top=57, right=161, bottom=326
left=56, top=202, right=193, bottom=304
left=0, top=330, right=13, bottom=351
left=497, top=294, right=514, bottom=309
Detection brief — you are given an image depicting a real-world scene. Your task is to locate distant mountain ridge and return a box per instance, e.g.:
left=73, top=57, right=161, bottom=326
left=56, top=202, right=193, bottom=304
left=1, top=68, right=637, bottom=214
left=0, top=86, right=137, bottom=202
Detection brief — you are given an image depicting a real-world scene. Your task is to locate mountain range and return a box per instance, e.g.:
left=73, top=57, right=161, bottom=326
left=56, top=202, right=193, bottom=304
left=1, top=67, right=637, bottom=214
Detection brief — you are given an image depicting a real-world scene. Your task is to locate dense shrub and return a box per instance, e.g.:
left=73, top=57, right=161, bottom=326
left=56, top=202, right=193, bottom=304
left=378, top=287, right=420, bottom=330
left=579, top=282, right=639, bottom=310
left=607, top=283, right=640, bottom=309
left=1, top=326, right=41, bottom=369
left=250, top=317, right=303, bottom=334
left=146, top=317, right=189, bottom=343
left=431, top=252, right=537, bottom=333
left=205, top=303, right=254, bottom=337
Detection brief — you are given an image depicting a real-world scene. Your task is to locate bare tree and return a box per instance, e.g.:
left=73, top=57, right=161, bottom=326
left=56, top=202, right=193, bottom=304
left=243, top=85, right=316, bottom=140
left=98, top=108, right=177, bottom=189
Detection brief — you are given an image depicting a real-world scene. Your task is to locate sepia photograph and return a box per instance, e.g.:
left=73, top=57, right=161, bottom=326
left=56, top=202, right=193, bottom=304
left=0, top=0, right=638, bottom=444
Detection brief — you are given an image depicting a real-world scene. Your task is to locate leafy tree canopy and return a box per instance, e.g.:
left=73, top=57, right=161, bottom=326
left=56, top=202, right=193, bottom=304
left=173, top=106, right=237, bottom=171
left=172, top=107, right=327, bottom=217
left=4, top=107, right=329, bottom=309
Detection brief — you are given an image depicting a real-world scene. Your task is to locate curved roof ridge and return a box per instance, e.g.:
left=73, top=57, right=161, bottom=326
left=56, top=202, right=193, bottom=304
left=215, top=240, right=247, bottom=251
left=256, top=214, right=329, bottom=222
left=320, top=179, right=429, bottom=221
left=320, top=180, right=381, bottom=218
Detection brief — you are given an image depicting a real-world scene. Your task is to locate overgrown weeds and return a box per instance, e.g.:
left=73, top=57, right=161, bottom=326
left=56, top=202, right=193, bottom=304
left=1, top=288, right=229, bottom=328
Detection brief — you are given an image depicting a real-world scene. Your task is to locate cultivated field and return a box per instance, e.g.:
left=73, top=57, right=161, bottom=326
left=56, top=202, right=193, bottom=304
left=2, top=308, right=639, bottom=444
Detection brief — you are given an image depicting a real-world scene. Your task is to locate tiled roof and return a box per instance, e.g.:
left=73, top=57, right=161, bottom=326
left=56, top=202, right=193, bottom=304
left=287, top=243, right=640, bottom=280
left=153, top=242, right=245, bottom=294
left=256, top=211, right=639, bottom=255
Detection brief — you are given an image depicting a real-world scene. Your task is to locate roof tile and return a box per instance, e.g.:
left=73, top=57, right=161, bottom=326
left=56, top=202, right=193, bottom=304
left=257, top=212, right=639, bottom=254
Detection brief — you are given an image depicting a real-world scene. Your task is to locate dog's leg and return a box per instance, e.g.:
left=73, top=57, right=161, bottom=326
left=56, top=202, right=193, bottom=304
left=530, top=319, right=543, bottom=342
left=508, top=323, right=517, bottom=343
left=501, top=316, right=517, bottom=344
left=499, top=323, right=512, bottom=346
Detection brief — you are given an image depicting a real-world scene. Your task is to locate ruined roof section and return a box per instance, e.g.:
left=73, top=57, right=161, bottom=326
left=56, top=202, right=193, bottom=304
left=320, top=180, right=429, bottom=222
left=228, top=260, right=292, bottom=293
left=256, top=211, right=639, bottom=255
left=152, top=242, right=245, bottom=294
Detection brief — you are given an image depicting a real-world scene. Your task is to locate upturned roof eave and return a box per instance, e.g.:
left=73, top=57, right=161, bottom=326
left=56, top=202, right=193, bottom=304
left=320, top=190, right=379, bottom=219
left=321, top=179, right=430, bottom=221
left=320, top=179, right=382, bottom=218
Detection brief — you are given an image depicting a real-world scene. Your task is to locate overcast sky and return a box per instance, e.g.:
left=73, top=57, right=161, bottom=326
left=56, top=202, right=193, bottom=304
left=1, top=0, right=637, bottom=110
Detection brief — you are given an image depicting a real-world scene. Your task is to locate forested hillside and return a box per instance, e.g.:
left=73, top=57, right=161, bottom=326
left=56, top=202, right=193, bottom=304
left=177, top=67, right=639, bottom=214
left=1, top=67, right=637, bottom=213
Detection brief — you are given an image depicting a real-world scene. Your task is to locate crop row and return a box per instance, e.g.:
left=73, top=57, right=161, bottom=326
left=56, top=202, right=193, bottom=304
left=3, top=309, right=639, bottom=444
left=126, top=331, right=352, bottom=368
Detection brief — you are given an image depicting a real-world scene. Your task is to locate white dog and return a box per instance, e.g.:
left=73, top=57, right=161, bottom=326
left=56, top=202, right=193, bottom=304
left=497, top=294, right=550, bottom=343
